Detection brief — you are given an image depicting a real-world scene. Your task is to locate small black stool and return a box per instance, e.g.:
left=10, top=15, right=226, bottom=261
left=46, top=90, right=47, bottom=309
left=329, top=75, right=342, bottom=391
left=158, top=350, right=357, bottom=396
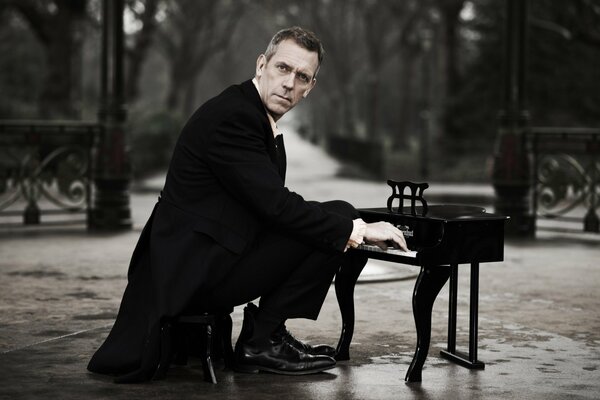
left=154, top=312, right=234, bottom=383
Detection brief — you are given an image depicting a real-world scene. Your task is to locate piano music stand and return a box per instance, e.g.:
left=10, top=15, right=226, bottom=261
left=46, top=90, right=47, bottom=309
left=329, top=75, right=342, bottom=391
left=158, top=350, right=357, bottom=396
left=386, top=180, right=429, bottom=216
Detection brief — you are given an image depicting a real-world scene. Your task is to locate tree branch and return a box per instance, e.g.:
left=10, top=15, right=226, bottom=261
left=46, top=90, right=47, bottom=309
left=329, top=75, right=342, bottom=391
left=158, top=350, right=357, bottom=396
left=531, top=16, right=600, bottom=48
left=7, top=0, right=52, bottom=44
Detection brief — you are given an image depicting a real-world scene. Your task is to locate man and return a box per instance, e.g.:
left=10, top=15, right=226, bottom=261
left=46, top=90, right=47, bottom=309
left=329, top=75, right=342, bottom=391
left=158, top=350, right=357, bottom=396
left=88, top=26, right=407, bottom=382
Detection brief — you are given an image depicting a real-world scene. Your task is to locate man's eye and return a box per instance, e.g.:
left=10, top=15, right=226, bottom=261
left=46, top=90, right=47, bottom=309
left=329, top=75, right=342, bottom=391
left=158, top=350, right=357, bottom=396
left=297, top=74, right=310, bottom=83
left=277, top=65, right=288, bottom=72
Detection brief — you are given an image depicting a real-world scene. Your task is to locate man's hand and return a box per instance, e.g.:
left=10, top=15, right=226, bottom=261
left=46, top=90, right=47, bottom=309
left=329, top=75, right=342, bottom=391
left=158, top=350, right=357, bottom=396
left=364, top=221, right=408, bottom=251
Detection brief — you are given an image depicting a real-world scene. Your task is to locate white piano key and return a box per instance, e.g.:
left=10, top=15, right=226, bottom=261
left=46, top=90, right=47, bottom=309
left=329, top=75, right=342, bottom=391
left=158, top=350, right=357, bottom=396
left=357, top=244, right=417, bottom=258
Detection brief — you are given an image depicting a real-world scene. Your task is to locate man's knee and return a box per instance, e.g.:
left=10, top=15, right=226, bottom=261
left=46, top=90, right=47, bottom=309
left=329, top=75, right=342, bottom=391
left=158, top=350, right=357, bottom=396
left=321, top=200, right=359, bottom=219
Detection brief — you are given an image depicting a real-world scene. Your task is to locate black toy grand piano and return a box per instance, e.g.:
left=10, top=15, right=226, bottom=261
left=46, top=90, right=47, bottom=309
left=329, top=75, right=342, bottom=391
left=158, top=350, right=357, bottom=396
left=334, top=180, right=508, bottom=382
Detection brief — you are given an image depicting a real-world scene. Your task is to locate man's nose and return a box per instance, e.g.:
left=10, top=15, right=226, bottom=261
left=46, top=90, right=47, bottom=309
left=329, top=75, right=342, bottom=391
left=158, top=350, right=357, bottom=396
left=282, top=72, right=295, bottom=89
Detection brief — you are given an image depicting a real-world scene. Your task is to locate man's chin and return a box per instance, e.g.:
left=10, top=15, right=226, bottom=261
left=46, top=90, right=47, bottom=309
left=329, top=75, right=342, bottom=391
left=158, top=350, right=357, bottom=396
left=267, top=105, right=291, bottom=120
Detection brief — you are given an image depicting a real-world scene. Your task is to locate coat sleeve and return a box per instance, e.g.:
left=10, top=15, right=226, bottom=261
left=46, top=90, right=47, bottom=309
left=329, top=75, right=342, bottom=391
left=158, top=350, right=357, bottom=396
left=201, top=107, right=353, bottom=252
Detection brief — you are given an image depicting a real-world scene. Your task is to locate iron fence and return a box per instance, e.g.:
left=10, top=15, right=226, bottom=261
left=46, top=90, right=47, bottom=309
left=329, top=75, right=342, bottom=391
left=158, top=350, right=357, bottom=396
left=0, top=120, right=101, bottom=226
left=528, top=127, right=600, bottom=234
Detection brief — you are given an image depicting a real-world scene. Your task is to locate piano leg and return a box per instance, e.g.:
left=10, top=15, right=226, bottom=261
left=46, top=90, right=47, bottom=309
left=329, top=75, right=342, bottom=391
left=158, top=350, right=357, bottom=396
left=439, top=262, right=485, bottom=369
left=334, top=253, right=368, bottom=361
left=405, top=265, right=451, bottom=382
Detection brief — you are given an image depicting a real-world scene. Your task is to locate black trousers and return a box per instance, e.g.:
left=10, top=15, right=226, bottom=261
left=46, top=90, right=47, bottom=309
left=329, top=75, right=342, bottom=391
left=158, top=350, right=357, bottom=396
left=205, top=200, right=366, bottom=321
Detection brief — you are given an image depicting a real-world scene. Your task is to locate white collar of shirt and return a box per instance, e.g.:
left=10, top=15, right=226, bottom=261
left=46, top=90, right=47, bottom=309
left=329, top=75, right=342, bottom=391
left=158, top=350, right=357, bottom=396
left=252, top=77, right=281, bottom=138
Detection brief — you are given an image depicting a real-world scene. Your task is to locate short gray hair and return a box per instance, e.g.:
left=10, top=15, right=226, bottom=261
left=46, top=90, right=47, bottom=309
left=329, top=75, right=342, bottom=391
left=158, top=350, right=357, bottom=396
left=264, top=26, right=325, bottom=76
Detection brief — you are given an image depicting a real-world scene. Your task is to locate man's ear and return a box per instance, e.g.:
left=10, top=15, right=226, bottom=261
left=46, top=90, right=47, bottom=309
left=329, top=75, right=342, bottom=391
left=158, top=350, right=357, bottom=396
left=256, top=54, right=266, bottom=78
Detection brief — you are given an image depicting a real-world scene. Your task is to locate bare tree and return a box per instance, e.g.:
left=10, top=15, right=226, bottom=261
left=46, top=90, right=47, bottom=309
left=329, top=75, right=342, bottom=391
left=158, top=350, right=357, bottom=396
left=360, top=0, right=398, bottom=140
left=269, top=0, right=438, bottom=144
left=360, top=0, right=429, bottom=142
left=5, top=0, right=88, bottom=118
left=530, top=0, right=600, bottom=47
left=270, top=0, right=365, bottom=138
left=124, top=0, right=161, bottom=103
left=157, top=0, right=246, bottom=116
left=437, top=0, right=466, bottom=138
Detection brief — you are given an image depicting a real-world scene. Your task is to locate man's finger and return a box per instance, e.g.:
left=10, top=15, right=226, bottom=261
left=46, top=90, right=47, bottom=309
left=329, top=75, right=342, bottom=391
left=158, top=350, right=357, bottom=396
left=392, top=230, right=408, bottom=251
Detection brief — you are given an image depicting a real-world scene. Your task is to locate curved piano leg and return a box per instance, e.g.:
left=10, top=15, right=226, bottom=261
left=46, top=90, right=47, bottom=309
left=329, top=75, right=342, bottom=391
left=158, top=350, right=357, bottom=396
left=405, top=265, right=451, bottom=382
left=334, top=253, right=368, bottom=361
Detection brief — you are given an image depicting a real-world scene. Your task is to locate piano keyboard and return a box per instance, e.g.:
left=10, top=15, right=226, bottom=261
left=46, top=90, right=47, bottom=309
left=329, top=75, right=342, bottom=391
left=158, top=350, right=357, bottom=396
left=357, top=244, right=417, bottom=258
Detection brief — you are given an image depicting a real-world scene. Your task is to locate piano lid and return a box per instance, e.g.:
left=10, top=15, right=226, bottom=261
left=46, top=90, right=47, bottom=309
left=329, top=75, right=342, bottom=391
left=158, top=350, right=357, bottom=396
left=381, top=180, right=508, bottom=222
left=360, top=204, right=507, bottom=221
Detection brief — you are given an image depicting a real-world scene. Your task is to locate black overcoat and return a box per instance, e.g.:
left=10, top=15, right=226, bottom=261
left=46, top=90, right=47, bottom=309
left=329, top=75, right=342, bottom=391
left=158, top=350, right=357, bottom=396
left=87, top=80, right=353, bottom=382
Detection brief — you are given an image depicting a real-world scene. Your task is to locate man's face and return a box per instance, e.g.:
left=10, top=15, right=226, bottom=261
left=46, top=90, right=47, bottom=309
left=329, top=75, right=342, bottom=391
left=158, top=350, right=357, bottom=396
left=255, top=39, right=319, bottom=121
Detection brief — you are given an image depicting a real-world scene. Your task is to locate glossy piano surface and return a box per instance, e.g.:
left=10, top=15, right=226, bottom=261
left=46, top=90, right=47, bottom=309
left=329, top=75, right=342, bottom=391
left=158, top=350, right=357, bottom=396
left=336, top=182, right=509, bottom=382
left=353, top=205, right=508, bottom=266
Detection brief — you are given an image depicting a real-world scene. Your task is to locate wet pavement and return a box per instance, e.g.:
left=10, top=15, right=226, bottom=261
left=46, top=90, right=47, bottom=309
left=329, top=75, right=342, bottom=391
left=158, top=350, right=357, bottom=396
left=1, top=123, right=599, bottom=399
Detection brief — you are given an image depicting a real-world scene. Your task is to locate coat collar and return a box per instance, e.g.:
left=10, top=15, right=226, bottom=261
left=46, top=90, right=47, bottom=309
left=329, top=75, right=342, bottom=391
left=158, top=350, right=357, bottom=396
left=240, top=79, right=266, bottom=116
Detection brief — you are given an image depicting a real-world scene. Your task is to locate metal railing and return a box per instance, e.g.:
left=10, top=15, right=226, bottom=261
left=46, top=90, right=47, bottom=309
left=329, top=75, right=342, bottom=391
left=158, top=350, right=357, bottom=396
left=0, top=120, right=101, bottom=226
left=528, top=127, right=600, bottom=234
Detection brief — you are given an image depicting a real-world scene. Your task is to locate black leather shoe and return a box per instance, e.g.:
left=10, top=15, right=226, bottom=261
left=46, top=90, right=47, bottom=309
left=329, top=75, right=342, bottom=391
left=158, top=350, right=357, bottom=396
left=241, top=303, right=337, bottom=357
left=235, top=337, right=336, bottom=375
left=234, top=303, right=335, bottom=375
left=273, top=325, right=337, bottom=357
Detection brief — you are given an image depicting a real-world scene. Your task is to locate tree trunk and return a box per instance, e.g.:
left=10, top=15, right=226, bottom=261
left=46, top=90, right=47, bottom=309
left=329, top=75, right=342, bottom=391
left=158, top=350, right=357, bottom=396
left=397, top=47, right=420, bottom=148
left=39, top=27, right=79, bottom=118
left=166, top=68, right=182, bottom=112
left=125, top=0, right=159, bottom=102
left=183, top=73, right=198, bottom=117
left=11, top=0, right=87, bottom=119
left=440, top=0, right=465, bottom=137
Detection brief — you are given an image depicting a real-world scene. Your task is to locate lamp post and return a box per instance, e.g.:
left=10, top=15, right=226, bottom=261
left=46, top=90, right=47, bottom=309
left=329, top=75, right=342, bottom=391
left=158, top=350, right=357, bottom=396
left=492, top=0, right=534, bottom=236
left=89, top=0, right=132, bottom=230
